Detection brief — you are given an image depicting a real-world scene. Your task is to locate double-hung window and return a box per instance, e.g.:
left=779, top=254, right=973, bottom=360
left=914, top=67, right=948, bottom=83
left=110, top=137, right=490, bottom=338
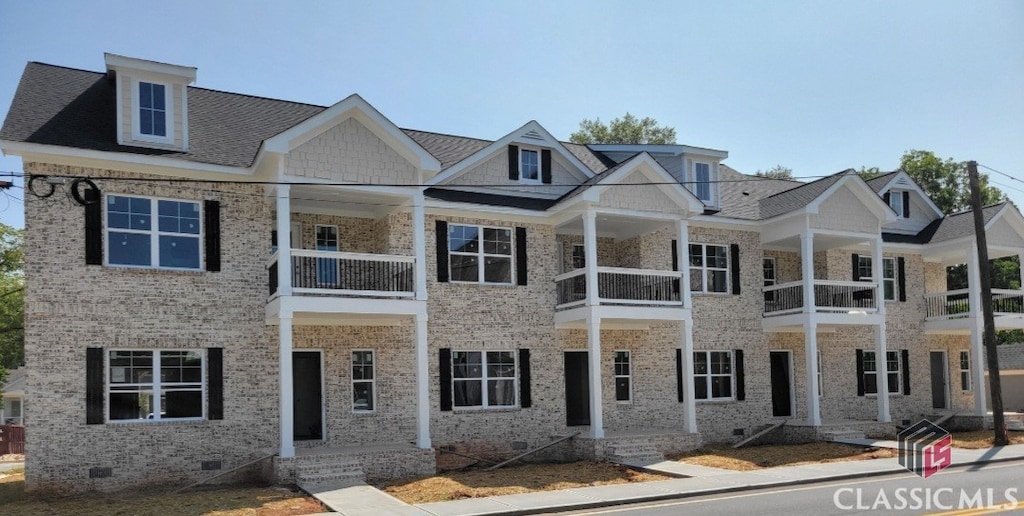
left=352, top=350, right=375, bottom=412
left=571, top=244, right=586, bottom=269
left=138, top=81, right=167, bottom=138
left=452, top=351, right=516, bottom=408
left=858, top=256, right=897, bottom=301
left=889, top=191, right=904, bottom=218
left=694, top=351, right=733, bottom=400
left=689, top=243, right=729, bottom=293
left=861, top=350, right=900, bottom=395
left=520, top=149, right=540, bottom=182
left=763, top=257, right=776, bottom=302
left=959, top=351, right=971, bottom=392
left=448, top=225, right=513, bottom=284
left=694, top=162, right=712, bottom=202
left=315, top=224, right=339, bottom=285
left=108, top=350, right=204, bottom=421
left=107, top=195, right=202, bottom=270
left=614, top=351, right=632, bottom=402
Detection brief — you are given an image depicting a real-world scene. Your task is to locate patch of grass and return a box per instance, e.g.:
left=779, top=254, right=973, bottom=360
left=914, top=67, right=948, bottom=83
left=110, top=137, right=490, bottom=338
left=380, top=461, right=673, bottom=504
left=951, top=430, right=1024, bottom=449
left=673, top=442, right=897, bottom=471
left=0, top=472, right=323, bottom=516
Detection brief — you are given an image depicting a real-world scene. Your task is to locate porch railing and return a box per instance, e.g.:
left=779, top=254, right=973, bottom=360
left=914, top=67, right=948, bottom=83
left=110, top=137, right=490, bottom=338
left=925, top=288, right=1024, bottom=320
left=763, top=280, right=878, bottom=316
left=268, top=249, right=415, bottom=298
left=555, top=267, right=683, bottom=309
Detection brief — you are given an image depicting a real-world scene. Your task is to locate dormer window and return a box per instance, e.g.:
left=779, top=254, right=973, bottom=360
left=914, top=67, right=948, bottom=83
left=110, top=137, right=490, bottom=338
left=138, top=82, right=167, bottom=137
left=694, top=162, right=713, bottom=203
left=886, top=190, right=910, bottom=218
left=520, top=149, right=540, bottom=182
left=888, top=191, right=903, bottom=218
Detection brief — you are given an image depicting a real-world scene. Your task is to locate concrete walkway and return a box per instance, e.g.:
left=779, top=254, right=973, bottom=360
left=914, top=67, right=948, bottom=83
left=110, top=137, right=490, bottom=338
left=307, top=444, right=1024, bottom=516
left=0, top=462, right=23, bottom=474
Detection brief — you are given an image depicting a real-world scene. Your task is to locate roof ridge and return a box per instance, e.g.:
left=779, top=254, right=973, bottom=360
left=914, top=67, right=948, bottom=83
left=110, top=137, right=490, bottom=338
left=400, top=127, right=493, bottom=144
left=760, top=169, right=851, bottom=200
left=27, top=61, right=105, bottom=76
left=943, top=201, right=1008, bottom=217
left=188, top=85, right=329, bottom=109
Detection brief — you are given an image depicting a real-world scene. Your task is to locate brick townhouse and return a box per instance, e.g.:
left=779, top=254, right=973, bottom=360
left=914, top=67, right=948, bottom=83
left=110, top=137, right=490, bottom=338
left=2, top=54, right=1023, bottom=491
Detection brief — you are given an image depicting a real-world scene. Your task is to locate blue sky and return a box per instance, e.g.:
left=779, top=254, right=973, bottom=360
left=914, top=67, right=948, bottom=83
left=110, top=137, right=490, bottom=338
left=0, top=0, right=1021, bottom=228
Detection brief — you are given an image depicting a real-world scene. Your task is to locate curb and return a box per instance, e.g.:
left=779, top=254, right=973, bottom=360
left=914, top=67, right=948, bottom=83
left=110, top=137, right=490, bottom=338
left=416, top=455, right=1024, bottom=516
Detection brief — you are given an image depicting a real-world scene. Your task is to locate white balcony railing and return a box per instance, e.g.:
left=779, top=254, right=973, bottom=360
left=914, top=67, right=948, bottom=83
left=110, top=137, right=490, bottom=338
left=925, top=288, right=1024, bottom=321
left=555, top=267, right=684, bottom=309
left=763, top=280, right=878, bottom=316
left=268, top=249, right=415, bottom=298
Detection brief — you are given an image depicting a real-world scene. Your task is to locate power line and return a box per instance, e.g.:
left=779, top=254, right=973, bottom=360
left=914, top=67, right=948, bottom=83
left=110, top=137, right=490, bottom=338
left=979, top=163, right=1023, bottom=186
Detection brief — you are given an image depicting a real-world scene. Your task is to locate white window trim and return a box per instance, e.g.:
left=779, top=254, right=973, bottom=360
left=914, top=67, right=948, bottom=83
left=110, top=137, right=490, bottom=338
left=2, top=398, right=22, bottom=425
left=519, top=147, right=542, bottom=184
left=106, top=349, right=206, bottom=423
left=959, top=351, right=972, bottom=393
left=889, top=190, right=905, bottom=219
left=763, top=257, right=776, bottom=302
left=352, top=349, right=377, bottom=413
left=861, top=349, right=901, bottom=396
left=694, top=350, right=735, bottom=402
left=104, top=194, right=204, bottom=271
left=689, top=243, right=730, bottom=294
left=692, top=161, right=716, bottom=204
left=451, top=350, right=518, bottom=410
left=614, top=350, right=632, bottom=403
left=130, top=78, right=175, bottom=145
left=858, top=256, right=898, bottom=302
left=571, top=244, right=586, bottom=270
left=448, top=224, right=515, bottom=286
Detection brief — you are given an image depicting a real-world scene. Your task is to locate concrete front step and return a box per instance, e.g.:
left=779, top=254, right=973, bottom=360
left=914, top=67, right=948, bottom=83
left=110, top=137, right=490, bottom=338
left=607, top=441, right=664, bottom=464
left=822, top=430, right=867, bottom=441
left=297, top=470, right=366, bottom=486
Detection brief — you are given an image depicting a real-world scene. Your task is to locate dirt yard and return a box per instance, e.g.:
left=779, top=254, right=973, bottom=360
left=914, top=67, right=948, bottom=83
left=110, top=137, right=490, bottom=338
left=951, top=430, right=1024, bottom=449
left=673, top=442, right=897, bottom=471
left=380, top=461, right=673, bottom=504
left=0, top=470, right=324, bottom=516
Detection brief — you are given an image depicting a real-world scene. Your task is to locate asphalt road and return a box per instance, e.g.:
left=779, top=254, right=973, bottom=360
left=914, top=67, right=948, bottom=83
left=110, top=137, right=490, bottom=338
left=555, top=461, right=1024, bottom=516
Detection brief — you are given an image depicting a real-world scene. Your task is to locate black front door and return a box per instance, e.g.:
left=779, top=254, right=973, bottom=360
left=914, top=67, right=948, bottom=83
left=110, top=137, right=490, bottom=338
left=293, top=351, right=323, bottom=440
left=564, top=351, right=590, bottom=426
left=930, top=351, right=948, bottom=410
left=770, top=351, right=793, bottom=417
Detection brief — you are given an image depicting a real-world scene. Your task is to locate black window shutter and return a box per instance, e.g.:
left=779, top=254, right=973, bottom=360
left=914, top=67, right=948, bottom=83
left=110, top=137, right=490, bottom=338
left=519, top=349, right=531, bottom=408
left=204, top=200, right=221, bottom=272
left=271, top=230, right=278, bottom=248
left=735, top=349, right=745, bottom=401
left=508, top=145, right=519, bottom=180
left=882, top=192, right=890, bottom=206
left=84, top=189, right=103, bottom=265
left=439, top=348, right=452, bottom=411
left=855, top=350, right=865, bottom=396
left=902, top=192, right=910, bottom=218
left=515, top=227, right=528, bottom=286
left=671, top=240, right=679, bottom=272
left=852, top=254, right=861, bottom=281
left=208, top=348, right=224, bottom=420
left=436, top=220, right=449, bottom=283
left=86, top=347, right=104, bottom=424
left=897, top=257, right=907, bottom=302
left=730, top=244, right=741, bottom=295
left=541, top=149, right=552, bottom=184
left=901, top=349, right=911, bottom=395
left=675, top=349, right=684, bottom=402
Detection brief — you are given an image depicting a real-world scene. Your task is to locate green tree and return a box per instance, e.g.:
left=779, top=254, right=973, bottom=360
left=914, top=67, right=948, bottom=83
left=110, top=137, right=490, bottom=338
left=900, top=150, right=1003, bottom=214
left=569, top=113, right=677, bottom=145
left=0, top=223, right=24, bottom=402
left=755, top=165, right=794, bottom=180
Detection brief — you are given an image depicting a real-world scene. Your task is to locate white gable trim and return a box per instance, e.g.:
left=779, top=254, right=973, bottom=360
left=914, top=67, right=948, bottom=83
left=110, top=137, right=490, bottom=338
left=425, top=120, right=595, bottom=186
left=805, top=173, right=898, bottom=223
left=551, top=153, right=704, bottom=216
left=985, top=203, right=1024, bottom=238
left=875, top=171, right=944, bottom=218
left=263, top=94, right=441, bottom=173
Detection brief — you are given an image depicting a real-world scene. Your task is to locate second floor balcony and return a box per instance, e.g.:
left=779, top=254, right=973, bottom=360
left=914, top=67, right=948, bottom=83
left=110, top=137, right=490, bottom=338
left=268, top=249, right=416, bottom=299
left=763, top=280, right=879, bottom=317
left=924, top=289, right=1024, bottom=332
left=555, top=267, right=684, bottom=309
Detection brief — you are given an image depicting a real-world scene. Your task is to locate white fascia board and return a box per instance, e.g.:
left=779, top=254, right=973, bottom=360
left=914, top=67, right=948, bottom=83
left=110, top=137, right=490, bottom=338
left=588, top=144, right=729, bottom=159
left=3, top=140, right=253, bottom=178
left=806, top=175, right=898, bottom=223
left=876, top=171, right=944, bottom=218
left=690, top=214, right=762, bottom=228
left=882, top=241, right=924, bottom=253
left=423, top=200, right=553, bottom=224
left=436, top=185, right=562, bottom=200
left=426, top=120, right=595, bottom=186
left=104, top=53, right=197, bottom=82
left=263, top=94, right=441, bottom=173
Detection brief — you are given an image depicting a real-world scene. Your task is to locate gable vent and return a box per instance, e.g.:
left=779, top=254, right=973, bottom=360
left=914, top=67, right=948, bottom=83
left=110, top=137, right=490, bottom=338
left=892, top=177, right=911, bottom=187
left=521, top=130, right=544, bottom=140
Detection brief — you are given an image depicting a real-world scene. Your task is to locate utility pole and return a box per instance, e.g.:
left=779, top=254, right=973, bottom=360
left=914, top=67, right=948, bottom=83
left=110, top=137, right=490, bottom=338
left=967, top=160, right=1009, bottom=446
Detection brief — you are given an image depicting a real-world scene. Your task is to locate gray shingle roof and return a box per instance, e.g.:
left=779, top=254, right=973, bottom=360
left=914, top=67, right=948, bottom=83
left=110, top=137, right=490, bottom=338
left=924, top=203, right=1006, bottom=243
left=864, top=171, right=900, bottom=193
left=715, top=164, right=801, bottom=219
left=400, top=129, right=491, bottom=170
left=996, top=345, right=1024, bottom=371
left=757, top=170, right=855, bottom=219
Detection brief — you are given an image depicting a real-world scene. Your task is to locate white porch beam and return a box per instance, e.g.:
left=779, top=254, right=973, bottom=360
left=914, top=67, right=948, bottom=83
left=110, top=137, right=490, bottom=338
left=800, top=231, right=815, bottom=313
left=805, top=321, right=821, bottom=426
left=587, top=314, right=604, bottom=438
left=276, top=185, right=293, bottom=296
left=677, top=220, right=692, bottom=309
left=967, top=246, right=987, bottom=415
left=871, top=237, right=890, bottom=419
left=676, top=219, right=697, bottom=433
left=584, top=211, right=599, bottom=306
left=413, top=192, right=427, bottom=301
left=414, top=313, right=431, bottom=448
left=278, top=315, right=295, bottom=458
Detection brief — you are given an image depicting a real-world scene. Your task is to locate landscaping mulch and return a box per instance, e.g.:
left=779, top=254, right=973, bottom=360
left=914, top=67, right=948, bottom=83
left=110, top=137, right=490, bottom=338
left=673, top=442, right=897, bottom=471
left=951, top=430, right=1024, bottom=449
left=380, top=461, right=673, bottom=504
left=0, top=471, right=324, bottom=516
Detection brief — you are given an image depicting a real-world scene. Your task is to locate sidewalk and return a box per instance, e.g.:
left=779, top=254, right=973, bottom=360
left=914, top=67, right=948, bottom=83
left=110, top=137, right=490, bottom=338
left=310, top=444, right=1024, bottom=516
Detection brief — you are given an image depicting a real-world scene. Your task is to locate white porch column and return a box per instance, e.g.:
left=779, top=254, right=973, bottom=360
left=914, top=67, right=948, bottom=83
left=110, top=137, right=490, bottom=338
left=583, top=211, right=599, bottom=306
left=967, top=248, right=988, bottom=415
left=676, top=219, right=697, bottom=433
left=805, top=321, right=821, bottom=425
left=414, top=313, right=431, bottom=448
left=871, top=237, right=890, bottom=421
left=800, top=231, right=815, bottom=312
left=412, top=193, right=427, bottom=301
left=278, top=315, right=295, bottom=458
left=276, top=185, right=292, bottom=296
left=587, top=314, right=604, bottom=438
